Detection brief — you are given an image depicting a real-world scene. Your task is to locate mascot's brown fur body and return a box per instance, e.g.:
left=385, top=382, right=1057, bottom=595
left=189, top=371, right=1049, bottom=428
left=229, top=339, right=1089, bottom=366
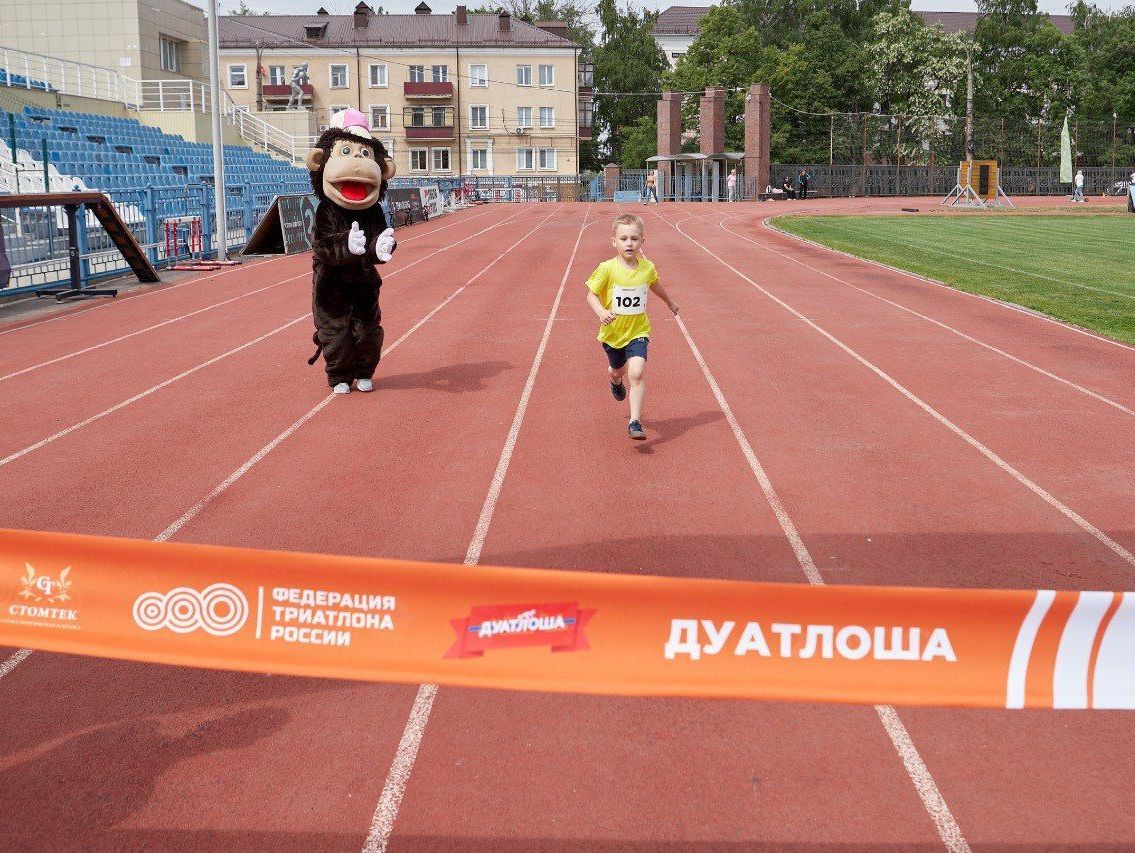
left=305, top=115, right=396, bottom=391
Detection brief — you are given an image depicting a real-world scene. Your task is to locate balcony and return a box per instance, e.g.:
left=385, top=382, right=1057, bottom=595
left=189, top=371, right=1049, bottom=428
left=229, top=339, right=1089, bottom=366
left=404, top=81, right=453, bottom=99
left=578, top=123, right=594, bottom=140
left=578, top=62, right=594, bottom=95
left=262, top=84, right=313, bottom=102
left=404, top=105, right=455, bottom=140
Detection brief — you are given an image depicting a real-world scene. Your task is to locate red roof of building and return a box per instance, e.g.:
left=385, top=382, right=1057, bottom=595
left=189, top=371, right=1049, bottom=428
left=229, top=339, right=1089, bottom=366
left=220, top=12, right=579, bottom=49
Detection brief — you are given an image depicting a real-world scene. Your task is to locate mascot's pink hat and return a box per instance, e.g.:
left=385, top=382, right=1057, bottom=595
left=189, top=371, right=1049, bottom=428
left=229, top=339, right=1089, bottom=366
left=329, top=108, right=373, bottom=140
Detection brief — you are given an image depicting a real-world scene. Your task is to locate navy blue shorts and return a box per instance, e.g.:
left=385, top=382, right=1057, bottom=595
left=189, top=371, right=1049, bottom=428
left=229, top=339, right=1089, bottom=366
left=602, top=336, right=649, bottom=370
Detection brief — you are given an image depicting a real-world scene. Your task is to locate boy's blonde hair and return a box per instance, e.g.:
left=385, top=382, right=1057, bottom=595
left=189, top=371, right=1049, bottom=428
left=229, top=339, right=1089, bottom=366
left=611, top=213, right=645, bottom=236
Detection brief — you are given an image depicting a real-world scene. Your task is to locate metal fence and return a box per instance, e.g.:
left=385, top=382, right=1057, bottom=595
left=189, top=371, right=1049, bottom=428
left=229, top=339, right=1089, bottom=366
left=0, top=179, right=308, bottom=296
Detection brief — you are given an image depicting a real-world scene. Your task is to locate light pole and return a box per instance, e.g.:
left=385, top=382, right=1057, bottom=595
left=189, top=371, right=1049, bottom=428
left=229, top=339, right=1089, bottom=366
left=207, top=0, right=228, bottom=262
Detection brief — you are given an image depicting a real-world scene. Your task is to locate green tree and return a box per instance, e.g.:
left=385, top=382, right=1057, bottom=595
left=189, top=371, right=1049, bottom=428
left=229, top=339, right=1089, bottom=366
left=621, top=114, right=658, bottom=168
left=592, top=0, right=668, bottom=165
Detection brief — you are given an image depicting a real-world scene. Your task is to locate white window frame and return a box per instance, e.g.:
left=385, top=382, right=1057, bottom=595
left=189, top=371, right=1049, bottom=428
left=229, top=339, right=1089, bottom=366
left=431, top=147, right=451, bottom=172
left=467, top=138, right=493, bottom=173
left=538, top=147, right=557, bottom=170
left=516, top=147, right=534, bottom=171
left=329, top=64, right=349, bottom=89
left=469, top=104, right=488, bottom=130
left=409, top=148, right=428, bottom=172
left=516, top=65, right=532, bottom=86
left=470, top=148, right=488, bottom=170
left=369, top=104, right=390, bottom=131
left=469, top=63, right=487, bottom=88
left=409, top=65, right=425, bottom=83
left=369, top=63, right=388, bottom=88
left=517, top=106, right=532, bottom=129
left=431, top=65, right=448, bottom=83
left=227, top=64, right=247, bottom=89
left=268, top=65, right=286, bottom=86
left=538, top=64, right=554, bottom=87
left=380, top=137, right=394, bottom=159
left=160, top=37, right=181, bottom=73
left=539, top=107, right=555, bottom=128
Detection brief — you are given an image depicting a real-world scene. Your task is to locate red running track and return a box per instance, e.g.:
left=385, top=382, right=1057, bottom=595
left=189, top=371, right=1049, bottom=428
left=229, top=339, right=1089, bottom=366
left=0, top=199, right=1132, bottom=849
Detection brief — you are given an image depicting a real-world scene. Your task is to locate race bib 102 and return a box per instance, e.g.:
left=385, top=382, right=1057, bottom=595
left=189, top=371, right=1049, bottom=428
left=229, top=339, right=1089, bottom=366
left=612, top=285, right=648, bottom=315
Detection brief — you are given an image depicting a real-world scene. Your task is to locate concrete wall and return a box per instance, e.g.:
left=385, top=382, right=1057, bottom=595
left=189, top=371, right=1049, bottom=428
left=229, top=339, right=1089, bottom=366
left=135, top=110, right=244, bottom=146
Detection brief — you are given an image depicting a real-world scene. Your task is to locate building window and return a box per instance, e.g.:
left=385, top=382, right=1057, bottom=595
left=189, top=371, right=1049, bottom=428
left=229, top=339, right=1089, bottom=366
left=671, top=52, right=685, bottom=59
left=330, top=64, right=348, bottom=88
left=432, top=147, right=450, bottom=171
left=410, top=148, right=428, bottom=171
left=432, top=65, right=448, bottom=83
left=579, top=99, right=594, bottom=126
left=228, top=64, right=247, bottom=88
left=409, top=106, right=425, bottom=127
left=369, top=64, right=388, bottom=87
left=539, top=107, right=554, bottom=128
left=538, top=64, right=554, bottom=87
left=516, top=147, right=534, bottom=170
left=409, top=65, right=425, bottom=83
left=160, top=37, right=182, bottom=73
left=268, top=65, right=286, bottom=86
left=330, top=104, right=350, bottom=118
left=517, top=107, right=532, bottom=129
left=538, top=148, right=556, bottom=170
left=370, top=105, right=390, bottom=130
left=431, top=106, right=447, bottom=127
left=516, top=65, right=532, bottom=86
left=470, top=105, right=487, bottom=129
left=469, top=64, right=487, bottom=87
left=471, top=148, right=488, bottom=170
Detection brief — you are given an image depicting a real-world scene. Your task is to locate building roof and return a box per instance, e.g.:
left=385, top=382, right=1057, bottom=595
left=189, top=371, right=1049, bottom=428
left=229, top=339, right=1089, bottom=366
left=219, top=12, right=579, bottom=50
left=652, top=6, right=1076, bottom=37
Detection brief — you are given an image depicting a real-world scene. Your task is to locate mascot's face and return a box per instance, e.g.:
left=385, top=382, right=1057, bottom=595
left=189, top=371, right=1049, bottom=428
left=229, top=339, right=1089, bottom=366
left=306, top=132, right=396, bottom=212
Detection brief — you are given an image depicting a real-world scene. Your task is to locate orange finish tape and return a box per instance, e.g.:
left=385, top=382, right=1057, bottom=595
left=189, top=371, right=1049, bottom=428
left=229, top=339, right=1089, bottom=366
left=2, top=528, right=1132, bottom=709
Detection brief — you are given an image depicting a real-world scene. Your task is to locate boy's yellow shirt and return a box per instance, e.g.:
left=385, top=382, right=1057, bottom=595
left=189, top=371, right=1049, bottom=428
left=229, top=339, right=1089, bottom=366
left=585, top=255, right=659, bottom=349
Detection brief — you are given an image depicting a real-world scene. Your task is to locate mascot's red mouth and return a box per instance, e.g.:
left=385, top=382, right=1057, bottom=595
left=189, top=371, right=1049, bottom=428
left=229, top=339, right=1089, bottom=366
left=337, top=181, right=371, bottom=201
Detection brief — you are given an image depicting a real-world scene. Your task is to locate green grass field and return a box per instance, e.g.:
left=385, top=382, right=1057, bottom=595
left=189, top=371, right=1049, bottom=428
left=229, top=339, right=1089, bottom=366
left=774, top=214, right=1135, bottom=345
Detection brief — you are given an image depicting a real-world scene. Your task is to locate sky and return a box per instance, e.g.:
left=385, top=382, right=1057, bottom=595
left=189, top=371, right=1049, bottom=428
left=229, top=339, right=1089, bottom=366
left=197, top=1, right=1133, bottom=16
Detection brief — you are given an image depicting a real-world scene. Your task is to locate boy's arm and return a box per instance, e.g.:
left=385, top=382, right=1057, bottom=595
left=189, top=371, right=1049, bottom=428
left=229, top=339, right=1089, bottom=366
left=587, top=289, right=616, bottom=325
left=652, top=280, right=679, bottom=315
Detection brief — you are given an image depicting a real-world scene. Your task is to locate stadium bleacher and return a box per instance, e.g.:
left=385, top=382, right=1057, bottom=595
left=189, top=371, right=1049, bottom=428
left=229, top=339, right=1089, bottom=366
left=0, top=68, right=56, bottom=92
left=2, top=106, right=306, bottom=198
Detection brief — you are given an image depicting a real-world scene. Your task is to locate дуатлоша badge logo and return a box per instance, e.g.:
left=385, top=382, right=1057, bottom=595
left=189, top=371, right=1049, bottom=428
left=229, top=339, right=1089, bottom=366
left=20, top=563, right=72, bottom=604
left=446, top=602, right=595, bottom=659
left=133, top=583, right=249, bottom=637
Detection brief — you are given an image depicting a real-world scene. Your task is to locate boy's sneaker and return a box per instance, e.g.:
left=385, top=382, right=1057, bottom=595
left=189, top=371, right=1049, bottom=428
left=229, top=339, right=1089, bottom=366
left=333, top=382, right=351, bottom=395
left=356, top=378, right=374, bottom=392
left=610, top=380, right=626, bottom=401
left=628, top=419, right=646, bottom=440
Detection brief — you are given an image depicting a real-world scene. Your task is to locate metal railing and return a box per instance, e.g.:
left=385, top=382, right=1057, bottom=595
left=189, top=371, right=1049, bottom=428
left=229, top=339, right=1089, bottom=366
left=1, top=45, right=131, bottom=102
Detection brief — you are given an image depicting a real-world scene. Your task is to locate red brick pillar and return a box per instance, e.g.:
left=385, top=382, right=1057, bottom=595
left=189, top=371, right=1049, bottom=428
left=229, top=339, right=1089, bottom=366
left=603, top=163, right=620, bottom=200
left=657, top=92, right=681, bottom=157
left=699, top=87, right=725, bottom=155
left=744, top=83, right=771, bottom=198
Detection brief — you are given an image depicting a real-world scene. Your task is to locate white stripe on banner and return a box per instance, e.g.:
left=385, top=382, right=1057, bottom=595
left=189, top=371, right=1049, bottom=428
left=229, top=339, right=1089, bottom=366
left=1092, top=592, right=1135, bottom=710
left=1005, top=589, right=1055, bottom=709
left=1053, top=591, right=1115, bottom=709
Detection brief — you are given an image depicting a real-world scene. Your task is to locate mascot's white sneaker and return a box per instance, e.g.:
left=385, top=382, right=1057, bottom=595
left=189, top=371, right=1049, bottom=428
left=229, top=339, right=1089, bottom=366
left=333, top=382, right=351, bottom=395
left=356, top=378, right=374, bottom=392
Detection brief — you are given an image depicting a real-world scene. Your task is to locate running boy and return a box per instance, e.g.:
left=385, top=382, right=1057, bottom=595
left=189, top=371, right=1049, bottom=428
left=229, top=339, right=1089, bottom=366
left=585, top=214, right=679, bottom=440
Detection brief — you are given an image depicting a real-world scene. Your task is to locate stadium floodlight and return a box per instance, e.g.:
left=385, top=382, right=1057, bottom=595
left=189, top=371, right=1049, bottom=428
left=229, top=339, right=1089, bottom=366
left=206, top=0, right=227, bottom=262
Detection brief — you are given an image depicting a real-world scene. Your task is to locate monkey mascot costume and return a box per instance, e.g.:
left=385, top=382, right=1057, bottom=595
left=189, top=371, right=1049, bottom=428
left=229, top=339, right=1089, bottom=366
left=305, top=108, right=397, bottom=394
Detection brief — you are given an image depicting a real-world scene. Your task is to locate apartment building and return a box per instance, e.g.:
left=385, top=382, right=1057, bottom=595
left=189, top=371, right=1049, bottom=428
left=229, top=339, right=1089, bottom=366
left=219, top=3, right=594, bottom=178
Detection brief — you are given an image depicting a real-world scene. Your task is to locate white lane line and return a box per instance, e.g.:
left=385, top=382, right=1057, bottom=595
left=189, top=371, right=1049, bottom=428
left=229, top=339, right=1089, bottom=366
left=362, top=206, right=590, bottom=853
left=0, top=207, right=556, bottom=682
left=0, top=648, right=33, bottom=680
left=651, top=208, right=970, bottom=851
left=0, top=210, right=539, bottom=466
left=762, top=217, right=1135, bottom=353
left=0, top=207, right=531, bottom=384
left=157, top=207, right=564, bottom=544
left=696, top=214, right=1135, bottom=418
left=668, top=211, right=1135, bottom=571
left=0, top=315, right=311, bottom=468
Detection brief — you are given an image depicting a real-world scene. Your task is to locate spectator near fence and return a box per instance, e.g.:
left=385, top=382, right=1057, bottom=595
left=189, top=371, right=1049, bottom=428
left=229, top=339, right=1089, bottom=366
left=1073, top=169, right=1085, bottom=202
left=727, top=168, right=737, bottom=202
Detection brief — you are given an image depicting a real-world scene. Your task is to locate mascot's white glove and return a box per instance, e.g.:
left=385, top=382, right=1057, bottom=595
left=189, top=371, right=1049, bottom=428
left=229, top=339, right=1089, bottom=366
left=375, top=227, right=396, bottom=263
left=347, top=221, right=367, bottom=256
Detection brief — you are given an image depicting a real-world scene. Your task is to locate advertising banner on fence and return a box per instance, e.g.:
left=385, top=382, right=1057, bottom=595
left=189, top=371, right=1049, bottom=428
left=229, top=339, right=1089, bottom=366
left=1, top=528, right=1132, bottom=710
left=387, top=188, right=426, bottom=227
left=418, top=185, right=445, bottom=219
